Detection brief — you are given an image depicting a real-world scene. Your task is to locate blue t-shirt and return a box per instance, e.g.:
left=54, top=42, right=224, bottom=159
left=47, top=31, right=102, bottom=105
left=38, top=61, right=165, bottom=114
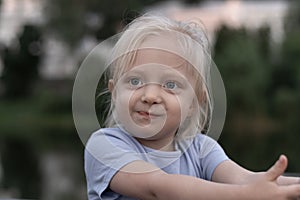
left=85, top=128, right=229, bottom=200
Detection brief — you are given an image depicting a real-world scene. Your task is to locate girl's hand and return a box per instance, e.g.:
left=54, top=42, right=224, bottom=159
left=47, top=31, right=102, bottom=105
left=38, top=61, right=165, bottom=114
left=246, top=155, right=300, bottom=200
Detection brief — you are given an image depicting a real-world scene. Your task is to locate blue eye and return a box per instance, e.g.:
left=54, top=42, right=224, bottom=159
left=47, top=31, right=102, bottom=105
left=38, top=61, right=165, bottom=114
left=164, top=81, right=177, bottom=90
left=129, top=78, right=143, bottom=87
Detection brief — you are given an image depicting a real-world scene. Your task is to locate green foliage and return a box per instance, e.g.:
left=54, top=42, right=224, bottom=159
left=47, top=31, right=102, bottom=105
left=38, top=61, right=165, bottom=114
left=44, top=0, right=86, bottom=48
left=1, top=24, right=43, bottom=98
left=43, top=0, right=168, bottom=48
left=214, top=26, right=271, bottom=114
left=268, top=1, right=300, bottom=133
left=214, top=11, right=300, bottom=171
left=284, top=1, right=300, bottom=32
left=183, top=0, right=205, bottom=5
left=0, top=83, right=84, bottom=198
left=0, top=137, right=41, bottom=198
left=87, top=0, right=143, bottom=39
left=0, top=91, right=74, bottom=145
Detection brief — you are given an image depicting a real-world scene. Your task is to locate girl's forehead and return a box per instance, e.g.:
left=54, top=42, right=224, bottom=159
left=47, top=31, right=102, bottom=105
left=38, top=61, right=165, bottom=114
left=133, top=48, right=186, bottom=68
left=134, top=33, right=184, bottom=66
left=126, top=48, right=198, bottom=87
left=118, top=33, right=201, bottom=86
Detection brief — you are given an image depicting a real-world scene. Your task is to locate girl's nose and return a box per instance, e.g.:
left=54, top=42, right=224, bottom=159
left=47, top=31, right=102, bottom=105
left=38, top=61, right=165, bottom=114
left=141, top=83, right=162, bottom=104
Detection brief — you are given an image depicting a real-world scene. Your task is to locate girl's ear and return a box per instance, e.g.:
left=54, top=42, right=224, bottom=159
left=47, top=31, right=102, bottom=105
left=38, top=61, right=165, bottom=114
left=187, top=100, right=195, bottom=117
left=108, top=79, right=116, bottom=100
left=108, top=79, right=114, bottom=92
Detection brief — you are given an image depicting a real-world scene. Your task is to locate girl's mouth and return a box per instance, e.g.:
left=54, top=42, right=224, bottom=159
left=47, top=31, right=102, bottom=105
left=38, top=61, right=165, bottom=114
left=138, top=111, right=150, bottom=117
left=137, top=111, right=161, bottom=118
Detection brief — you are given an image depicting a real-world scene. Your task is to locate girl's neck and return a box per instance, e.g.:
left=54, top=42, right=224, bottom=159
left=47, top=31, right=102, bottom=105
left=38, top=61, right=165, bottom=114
left=135, top=136, right=175, bottom=152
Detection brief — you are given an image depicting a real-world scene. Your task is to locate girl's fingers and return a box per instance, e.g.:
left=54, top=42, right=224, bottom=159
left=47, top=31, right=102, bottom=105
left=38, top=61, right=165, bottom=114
left=265, top=155, right=288, bottom=181
left=281, top=184, right=300, bottom=199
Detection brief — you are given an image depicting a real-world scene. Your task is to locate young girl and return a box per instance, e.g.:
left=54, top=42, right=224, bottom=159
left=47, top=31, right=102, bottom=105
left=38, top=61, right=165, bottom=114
left=84, top=14, right=300, bottom=200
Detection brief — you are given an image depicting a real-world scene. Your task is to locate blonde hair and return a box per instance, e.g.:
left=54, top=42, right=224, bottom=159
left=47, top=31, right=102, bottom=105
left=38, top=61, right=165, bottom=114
left=99, top=13, right=213, bottom=137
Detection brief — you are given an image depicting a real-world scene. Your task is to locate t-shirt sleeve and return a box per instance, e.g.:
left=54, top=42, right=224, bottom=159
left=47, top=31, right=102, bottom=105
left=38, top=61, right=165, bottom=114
left=84, top=129, right=142, bottom=199
left=198, top=134, right=229, bottom=181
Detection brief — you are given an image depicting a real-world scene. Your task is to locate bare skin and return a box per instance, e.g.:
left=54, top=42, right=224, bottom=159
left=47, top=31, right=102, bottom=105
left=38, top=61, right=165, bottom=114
left=110, top=155, right=300, bottom=200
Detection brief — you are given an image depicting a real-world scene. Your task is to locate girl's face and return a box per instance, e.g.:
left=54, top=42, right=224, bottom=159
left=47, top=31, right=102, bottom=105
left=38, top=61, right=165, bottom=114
left=110, top=37, right=198, bottom=145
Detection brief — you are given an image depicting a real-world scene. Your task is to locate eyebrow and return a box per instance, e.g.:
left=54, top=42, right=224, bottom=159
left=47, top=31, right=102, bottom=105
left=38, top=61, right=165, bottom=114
left=127, top=67, right=188, bottom=78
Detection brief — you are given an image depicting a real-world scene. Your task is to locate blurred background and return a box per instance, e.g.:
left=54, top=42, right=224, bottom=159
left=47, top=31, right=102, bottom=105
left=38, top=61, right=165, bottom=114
left=0, top=0, right=299, bottom=199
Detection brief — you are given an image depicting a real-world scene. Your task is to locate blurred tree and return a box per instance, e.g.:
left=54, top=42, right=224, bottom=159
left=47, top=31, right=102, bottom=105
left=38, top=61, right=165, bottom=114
left=183, top=0, right=206, bottom=5
left=214, top=1, right=300, bottom=172
left=264, top=0, right=300, bottom=171
left=214, top=26, right=271, bottom=115
left=44, top=0, right=86, bottom=48
left=213, top=25, right=276, bottom=170
left=87, top=0, right=143, bottom=40
left=256, top=26, right=271, bottom=59
left=0, top=137, right=41, bottom=199
left=284, top=1, right=300, bottom=32
left=1, top=24, right=43, bottom=99
left=44, top=0, right=168, bottom=48
left=268, top=0, right=300, bottom=124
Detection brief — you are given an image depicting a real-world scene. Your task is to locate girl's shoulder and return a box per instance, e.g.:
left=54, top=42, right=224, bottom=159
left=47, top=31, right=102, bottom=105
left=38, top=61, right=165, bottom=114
left=87, top=127, right=144, bottom=152
left=186, top=133, right=222, bottom=156
left=90, top=127, right=133, bottom=141
left=194, top=133, right=217, bottom=143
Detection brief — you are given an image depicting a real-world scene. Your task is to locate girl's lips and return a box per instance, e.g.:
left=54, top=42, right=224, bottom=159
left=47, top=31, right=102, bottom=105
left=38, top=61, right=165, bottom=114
left=137, top=111, right=160, bottom=118
left=138, top=111, right=149, bottom=116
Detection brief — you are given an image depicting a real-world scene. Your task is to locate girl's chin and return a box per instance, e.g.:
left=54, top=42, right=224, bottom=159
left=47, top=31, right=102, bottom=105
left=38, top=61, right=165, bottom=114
left=123, top=125, right=163, bottom=139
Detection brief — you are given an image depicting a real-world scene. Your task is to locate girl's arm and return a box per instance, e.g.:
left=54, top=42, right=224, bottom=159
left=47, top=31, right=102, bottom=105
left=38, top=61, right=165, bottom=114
left=110, top=155, right=300, bottom=200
